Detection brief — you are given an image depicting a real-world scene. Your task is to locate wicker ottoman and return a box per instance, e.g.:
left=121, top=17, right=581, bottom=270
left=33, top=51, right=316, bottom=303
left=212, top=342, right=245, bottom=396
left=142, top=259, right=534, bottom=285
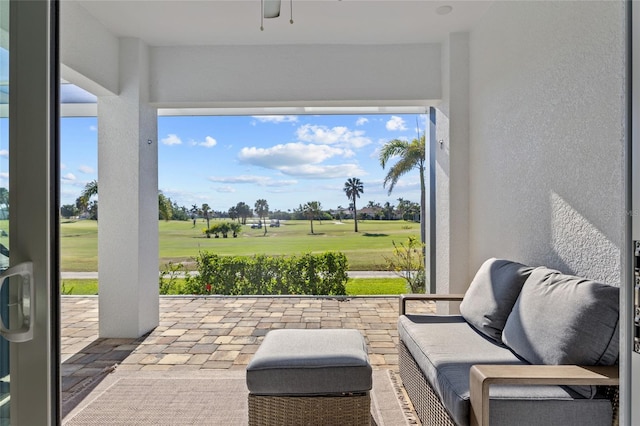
left=246, top=329, right=372, bottom=426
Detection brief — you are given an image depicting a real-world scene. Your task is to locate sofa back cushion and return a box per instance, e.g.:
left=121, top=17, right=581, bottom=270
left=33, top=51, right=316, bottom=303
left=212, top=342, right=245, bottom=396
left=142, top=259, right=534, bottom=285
left=460, top=258, right=534, bottom=343
left=502, top=267, right=619, bottom=397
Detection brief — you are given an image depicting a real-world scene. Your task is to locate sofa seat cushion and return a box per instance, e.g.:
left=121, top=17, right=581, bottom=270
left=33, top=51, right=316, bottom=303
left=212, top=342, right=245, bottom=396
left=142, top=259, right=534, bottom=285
left=398, top=314, right=612, bottom=426
left=460, top=258, right=534, bottom=343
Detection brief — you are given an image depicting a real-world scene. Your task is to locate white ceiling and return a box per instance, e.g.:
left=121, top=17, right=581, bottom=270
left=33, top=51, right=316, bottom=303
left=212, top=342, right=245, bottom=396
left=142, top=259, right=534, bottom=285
left=76, top=0, right=494, bottom=46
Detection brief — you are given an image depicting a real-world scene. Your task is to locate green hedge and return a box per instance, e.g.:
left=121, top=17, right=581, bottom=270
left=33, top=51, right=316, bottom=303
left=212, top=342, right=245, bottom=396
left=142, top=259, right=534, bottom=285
left=182, top=251, right=348, bottom=296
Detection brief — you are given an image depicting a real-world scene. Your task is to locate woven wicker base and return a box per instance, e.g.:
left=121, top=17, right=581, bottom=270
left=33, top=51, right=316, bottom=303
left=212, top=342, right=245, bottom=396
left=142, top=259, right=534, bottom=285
left=400, top=341, right=620, bottom=426
left=248, top=393, right=371, bottom=426
left=399, top=341, right=455, bottom=426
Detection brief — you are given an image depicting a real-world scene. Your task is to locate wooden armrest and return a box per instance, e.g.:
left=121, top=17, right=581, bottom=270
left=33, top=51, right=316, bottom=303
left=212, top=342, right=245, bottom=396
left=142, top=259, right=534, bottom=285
left=399, top=293, right=465, bottom=315
left=469, top=364, right=619, bottom=426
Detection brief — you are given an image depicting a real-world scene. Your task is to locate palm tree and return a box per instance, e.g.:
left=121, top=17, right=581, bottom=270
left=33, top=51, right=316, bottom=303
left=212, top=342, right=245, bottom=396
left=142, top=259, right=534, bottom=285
left=254, top=199, right=269, bottom=235
left=75, top=180, right=98, bottom=217
left=379, top=134, right=426, bottom=246
left=343, top=177, right=364, bottom=232
left=190, top=204, right=199, bottom=226
left=200, top=203, right=211, bottom=229
left=229, top=222, right=242, bottom=238
left=303, top=201, right=322, bottom=234
left=79, top=180, right=98, bottom=211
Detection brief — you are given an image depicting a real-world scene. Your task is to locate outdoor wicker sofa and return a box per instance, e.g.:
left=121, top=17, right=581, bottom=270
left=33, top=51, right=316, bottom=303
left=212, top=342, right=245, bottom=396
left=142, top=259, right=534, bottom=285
left=398, top=258, right=620, bottom=426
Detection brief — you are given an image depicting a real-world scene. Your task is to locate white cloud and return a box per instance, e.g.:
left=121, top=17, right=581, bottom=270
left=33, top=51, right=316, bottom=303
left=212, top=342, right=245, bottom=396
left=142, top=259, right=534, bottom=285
left=356, top=117, right=369, bottom=126
left=62, top=173, right=76, bottom=181
left=215, top=186, right=236, bottom=193
left=0, top=150, right=7, bottom=158
left=278, top=164, right=365, bottom=179
left=89, top=125, right=97, bottom=131
left=208, top=175, right=297, bottom=187
left=264, top=179, right=298, bottom=187
left=78, top=165, right=94, bottom=174
left=252, top=115, right=298, bottom=124
left=199, top=136, right=217, bottom=148
left=209, top=175, right=265, bottom=184
left=159, top=188, right=211, bottom=205
left=161, top=134, right=182, bottom=146
left=238, top=143, right=350, bottom=169
left=296, top=124, right=371, bottom=148
left=386, top=116, right=407, bottom=131
left=0, top=172, right=8, bottom=180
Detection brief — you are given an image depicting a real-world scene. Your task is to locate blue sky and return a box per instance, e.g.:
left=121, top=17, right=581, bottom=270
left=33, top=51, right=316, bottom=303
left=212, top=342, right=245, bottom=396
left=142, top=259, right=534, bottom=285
left=59, top=113, right=427, bottom=213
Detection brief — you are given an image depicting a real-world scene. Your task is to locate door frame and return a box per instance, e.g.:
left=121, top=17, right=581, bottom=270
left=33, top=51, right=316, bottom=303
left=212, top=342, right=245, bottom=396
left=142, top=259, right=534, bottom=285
left=8, top=0, right=59, bottom=424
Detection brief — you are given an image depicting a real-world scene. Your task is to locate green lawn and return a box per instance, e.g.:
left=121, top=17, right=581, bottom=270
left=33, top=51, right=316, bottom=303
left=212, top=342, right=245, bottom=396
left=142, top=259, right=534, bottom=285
left=61, top=219, right=420, bottom=272
left=60, top=277, right=408, bottom=296
left=61, top=279, right=99, bottom=295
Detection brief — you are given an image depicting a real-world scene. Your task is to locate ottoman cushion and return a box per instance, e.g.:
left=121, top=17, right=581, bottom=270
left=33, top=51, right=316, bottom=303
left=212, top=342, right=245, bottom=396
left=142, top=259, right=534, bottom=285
left=246, top=329, right=372, bottom=395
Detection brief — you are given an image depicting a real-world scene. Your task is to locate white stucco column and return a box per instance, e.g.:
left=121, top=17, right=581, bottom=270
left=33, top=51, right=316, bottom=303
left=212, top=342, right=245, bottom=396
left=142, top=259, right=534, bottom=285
left=435, top=33, right=470, bottom=309
left=98, top=38, right=159, bottom=338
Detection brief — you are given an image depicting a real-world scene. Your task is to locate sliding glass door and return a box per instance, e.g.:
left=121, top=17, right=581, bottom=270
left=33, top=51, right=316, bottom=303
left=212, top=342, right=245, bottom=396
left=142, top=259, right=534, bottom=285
left=0, top=0, right=59, bottom=424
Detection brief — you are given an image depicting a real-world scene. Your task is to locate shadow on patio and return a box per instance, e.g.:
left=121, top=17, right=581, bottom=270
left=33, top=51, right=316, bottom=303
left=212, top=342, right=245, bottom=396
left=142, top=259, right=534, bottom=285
left=61, top=295, right=434, bottom=424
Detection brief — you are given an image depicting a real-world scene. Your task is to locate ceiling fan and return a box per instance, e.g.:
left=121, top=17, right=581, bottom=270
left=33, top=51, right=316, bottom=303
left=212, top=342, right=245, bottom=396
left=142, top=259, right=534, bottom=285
left=261, top=0, right=293, bottom=30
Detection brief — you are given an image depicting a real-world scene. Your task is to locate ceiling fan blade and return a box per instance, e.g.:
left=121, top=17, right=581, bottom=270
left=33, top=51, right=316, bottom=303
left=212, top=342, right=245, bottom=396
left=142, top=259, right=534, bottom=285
left=263, top=0, right=281, bottom=18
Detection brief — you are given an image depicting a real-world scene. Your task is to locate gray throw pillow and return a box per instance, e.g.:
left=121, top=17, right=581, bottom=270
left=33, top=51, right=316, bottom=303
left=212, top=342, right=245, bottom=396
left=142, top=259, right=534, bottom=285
left=460, top=258, right=534, bottom=342
left=502, top=267, right=619, bottom=398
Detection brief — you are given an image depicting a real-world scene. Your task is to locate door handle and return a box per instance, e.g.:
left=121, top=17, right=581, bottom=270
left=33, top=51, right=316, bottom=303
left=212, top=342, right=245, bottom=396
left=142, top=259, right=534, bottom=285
left=0, top=261, right=34, bottom=342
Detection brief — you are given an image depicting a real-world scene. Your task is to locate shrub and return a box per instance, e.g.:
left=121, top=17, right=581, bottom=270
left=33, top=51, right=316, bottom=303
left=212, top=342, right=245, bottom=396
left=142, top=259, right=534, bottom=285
left=183, top=251, right=348, bottom=296
left=384, top=236, right=425, bottom=293
left=205, top=222, right=240, bottom=239
left=159, top=261, right=187, bottom=295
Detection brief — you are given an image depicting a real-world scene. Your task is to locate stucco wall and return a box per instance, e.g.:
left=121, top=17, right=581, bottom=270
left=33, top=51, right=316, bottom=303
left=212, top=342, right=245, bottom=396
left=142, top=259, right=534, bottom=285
left=150, top=44, right=441, bottom=108
left=468, top=1, right=627, bottom=285
left=435, top=33, right=471, bottom=296
left=60, top=0, right=119, bottom=95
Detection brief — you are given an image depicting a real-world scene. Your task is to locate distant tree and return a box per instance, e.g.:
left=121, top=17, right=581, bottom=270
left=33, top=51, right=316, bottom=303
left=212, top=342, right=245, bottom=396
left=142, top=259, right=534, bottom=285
left=254, top=199, right=269, bottom=235
left=60, top=204, right=79, bottom=219
left=158, top=192, right=172, bottom=221
left=270, top=210, right=292, bottom=220
left=200, top=203, right=211, bottom=229
left=76, top=180, right=99, bottom=218
left=379, top=133, right=426, bottom=246
left=303, top=201, right=322, bottom=234
left=190, top=204, right=199, bottom=226
left=87, top=200, right=98, bottom=220
left=396, top=198, right=408, bottom=220
left=236, top=202, right=252, bottom=225
left=75, top=196, right=87, bottom=215
left=406, top=201, right=420, bottom=222
left=74, top=180, right=99, bottom=219
left=228, top=206, right=239, bottom=222
left=0, top=187, right=8, bottom=213
left=343, top=177, right=364, bottom=232
left=171, top=203, right=189, bottom=221
left=383, top=201, right=395, bottom=220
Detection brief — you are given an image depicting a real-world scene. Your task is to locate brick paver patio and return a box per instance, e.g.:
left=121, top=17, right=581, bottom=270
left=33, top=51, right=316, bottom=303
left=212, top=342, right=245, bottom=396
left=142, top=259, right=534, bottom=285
left=61, top=295, right=435, bottom=417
